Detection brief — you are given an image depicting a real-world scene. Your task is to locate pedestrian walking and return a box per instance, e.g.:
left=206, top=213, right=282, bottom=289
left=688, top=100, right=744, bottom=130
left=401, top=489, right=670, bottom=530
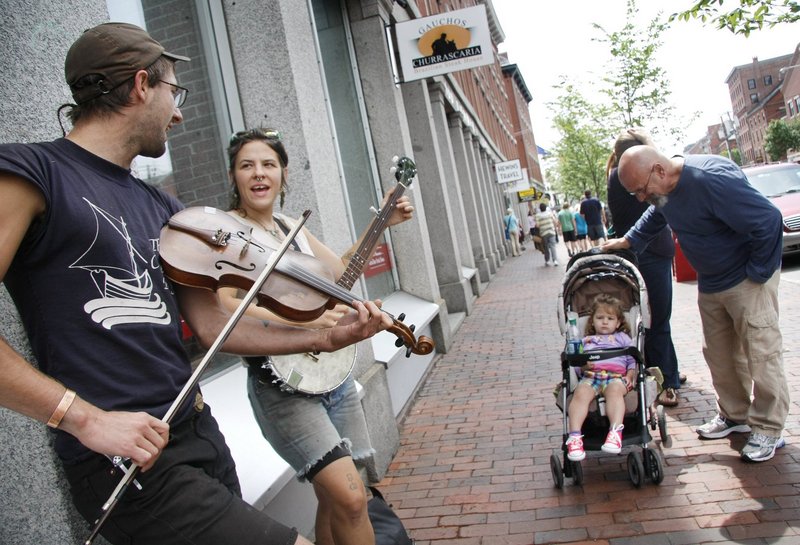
left=535, top=202, right=558, bottom=266
left=580, top=190, right=607, bottom=246
left=557, top=202, right=578, bottom=257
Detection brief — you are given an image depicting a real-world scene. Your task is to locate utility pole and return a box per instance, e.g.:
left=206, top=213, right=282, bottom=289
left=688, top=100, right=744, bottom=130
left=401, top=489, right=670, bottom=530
left=719, top=115, right=731, bottom=158
left=722, top=112, right=740, bottom=164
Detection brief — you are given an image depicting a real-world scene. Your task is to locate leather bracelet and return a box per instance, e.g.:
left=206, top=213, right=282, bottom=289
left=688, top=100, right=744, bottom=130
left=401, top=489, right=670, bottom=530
left=46, top=388, right=76, bottom=429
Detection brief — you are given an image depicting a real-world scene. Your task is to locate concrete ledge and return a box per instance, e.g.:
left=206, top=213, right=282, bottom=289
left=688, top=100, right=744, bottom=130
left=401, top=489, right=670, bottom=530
left=199, top=364, right=295, bottom=510
left=372, top=291, right=439, bottom=416
left=462, top=265, right=482, bottom=299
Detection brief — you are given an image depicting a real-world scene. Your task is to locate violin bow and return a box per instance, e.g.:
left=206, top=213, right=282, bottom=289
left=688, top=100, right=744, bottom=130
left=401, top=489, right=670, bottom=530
left=85, top=210, right=312, bottom=545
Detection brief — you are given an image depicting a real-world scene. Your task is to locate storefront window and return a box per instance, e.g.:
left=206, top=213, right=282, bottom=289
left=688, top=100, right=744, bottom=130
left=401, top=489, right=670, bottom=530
left=107, top=0, right=237, bottom=375
left=311, top=0, right=398, bottom=300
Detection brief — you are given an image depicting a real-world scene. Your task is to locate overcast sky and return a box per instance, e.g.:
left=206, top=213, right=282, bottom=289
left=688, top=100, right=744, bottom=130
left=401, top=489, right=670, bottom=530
left=491, top=0, right=799, bottom=156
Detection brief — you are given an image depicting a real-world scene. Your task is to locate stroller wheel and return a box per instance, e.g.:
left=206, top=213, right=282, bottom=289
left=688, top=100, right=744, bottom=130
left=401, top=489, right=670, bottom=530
left=550, top=452, right=564, bottom=489
left=571, top=460, right=584, bottom=486
left=645, top=448, right=665, bottom=485
left=657, top=405, right=671, bottom=448
left=627, top=451, right=645, bottom=488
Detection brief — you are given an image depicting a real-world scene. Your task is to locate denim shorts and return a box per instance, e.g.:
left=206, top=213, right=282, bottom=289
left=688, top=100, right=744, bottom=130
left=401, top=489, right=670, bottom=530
left=63, top=403, right=297, bottom=545
left=247, top=365, right=374, bottom=481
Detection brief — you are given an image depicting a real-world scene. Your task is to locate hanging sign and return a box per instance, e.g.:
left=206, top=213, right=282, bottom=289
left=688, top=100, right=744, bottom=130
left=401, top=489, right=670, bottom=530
left=495, top=159, right=523, bottom=184
left=394, top=5, right=494, bottom=83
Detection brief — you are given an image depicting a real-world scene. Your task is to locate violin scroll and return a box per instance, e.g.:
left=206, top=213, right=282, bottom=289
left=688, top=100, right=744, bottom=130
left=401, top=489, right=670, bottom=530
left=389, top=315, right=434, bottom=358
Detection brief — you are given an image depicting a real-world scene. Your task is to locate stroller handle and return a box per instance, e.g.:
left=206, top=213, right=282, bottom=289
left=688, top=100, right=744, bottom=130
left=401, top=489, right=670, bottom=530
left=561, top=345, right=643, bottom=371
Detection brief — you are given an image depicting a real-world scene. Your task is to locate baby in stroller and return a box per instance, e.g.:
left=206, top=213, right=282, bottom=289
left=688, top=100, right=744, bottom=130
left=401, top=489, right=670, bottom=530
left=552, top=250, right=667, bottom=488
left=565, top=293, right=636, bottom=461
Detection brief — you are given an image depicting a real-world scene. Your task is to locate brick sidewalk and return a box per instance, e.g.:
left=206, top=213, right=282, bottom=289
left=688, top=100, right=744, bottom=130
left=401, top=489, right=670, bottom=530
left=378, top=243, right=800, bottom=545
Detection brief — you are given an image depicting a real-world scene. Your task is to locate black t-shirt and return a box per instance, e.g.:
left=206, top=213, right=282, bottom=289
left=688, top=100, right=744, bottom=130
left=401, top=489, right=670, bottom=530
left=579, top=197, right=604, bottom=226
left=0, top=138, right=192, bottom=463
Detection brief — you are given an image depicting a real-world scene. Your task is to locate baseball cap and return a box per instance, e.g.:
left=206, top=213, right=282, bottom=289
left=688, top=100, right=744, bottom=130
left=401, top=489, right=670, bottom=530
left=65, top=22, right=190, bottom=104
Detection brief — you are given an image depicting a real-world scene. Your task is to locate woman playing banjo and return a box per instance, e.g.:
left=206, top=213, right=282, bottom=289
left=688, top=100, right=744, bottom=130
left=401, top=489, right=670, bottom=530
left=218, top=128, right=414, bottom=545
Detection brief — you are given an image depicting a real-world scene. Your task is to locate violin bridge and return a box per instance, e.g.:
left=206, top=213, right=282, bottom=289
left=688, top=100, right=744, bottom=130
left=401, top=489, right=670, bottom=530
left=239, top=226, right=253, bottom=258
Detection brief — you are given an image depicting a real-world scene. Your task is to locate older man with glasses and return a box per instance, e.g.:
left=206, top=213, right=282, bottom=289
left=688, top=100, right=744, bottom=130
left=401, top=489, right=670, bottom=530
left=603, top=145, right=789, bottom=463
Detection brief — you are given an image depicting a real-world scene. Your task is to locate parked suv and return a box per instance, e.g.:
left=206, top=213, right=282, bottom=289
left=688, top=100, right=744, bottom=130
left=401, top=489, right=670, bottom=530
left=742, top=162, right=800, bottom=256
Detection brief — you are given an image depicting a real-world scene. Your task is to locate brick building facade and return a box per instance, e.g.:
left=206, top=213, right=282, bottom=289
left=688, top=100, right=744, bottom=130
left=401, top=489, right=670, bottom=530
left=726, top=54, right=793, bottom=164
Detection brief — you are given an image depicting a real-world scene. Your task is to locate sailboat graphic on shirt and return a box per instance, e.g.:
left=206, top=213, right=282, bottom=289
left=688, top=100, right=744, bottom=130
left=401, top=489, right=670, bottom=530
left=71, top=200, right=171, bottom=329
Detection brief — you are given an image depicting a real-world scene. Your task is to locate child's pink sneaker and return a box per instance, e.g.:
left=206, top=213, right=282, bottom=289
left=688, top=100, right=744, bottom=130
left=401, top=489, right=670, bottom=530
left=601, top=424, right=624, bottom=454
left=566, top=434, right=585, bottom=461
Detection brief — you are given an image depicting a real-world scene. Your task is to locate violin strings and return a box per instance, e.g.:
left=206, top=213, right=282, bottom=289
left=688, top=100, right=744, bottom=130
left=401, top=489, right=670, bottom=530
left=279, top=261, right=397, bottom=320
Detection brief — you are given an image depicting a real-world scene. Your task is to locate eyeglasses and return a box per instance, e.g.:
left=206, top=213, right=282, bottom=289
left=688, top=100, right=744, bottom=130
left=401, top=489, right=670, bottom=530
left=229, top=128, right=282, bottom=145
left=628, top=165, right=656, bottom=197
left=158, top=80, right=189, bottom=109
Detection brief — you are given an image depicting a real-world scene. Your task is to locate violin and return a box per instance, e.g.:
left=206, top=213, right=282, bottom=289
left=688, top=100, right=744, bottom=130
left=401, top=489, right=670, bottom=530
left=159, top=206, right=434, bottom=356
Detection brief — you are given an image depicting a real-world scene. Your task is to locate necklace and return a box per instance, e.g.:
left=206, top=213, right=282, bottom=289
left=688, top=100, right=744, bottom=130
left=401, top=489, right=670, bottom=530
left=240, top=210, right=279, bottom=237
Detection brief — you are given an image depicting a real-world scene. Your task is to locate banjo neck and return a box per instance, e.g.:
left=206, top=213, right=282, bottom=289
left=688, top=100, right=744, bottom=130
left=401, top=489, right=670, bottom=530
left=337, top=156, right=415, bottom=290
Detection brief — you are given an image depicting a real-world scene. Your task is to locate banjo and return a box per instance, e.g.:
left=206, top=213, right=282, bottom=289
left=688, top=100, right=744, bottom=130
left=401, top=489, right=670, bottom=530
left=266, top=156, right=419, bottom=394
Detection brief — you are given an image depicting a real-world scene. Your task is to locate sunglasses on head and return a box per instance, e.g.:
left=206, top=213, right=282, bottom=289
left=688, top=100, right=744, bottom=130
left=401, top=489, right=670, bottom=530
left=229, top=128, right=281, bottom=145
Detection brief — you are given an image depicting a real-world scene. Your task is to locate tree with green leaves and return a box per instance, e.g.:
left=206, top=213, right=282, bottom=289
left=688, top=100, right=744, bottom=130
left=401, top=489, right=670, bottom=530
left=549, top=80, right=613, bottom=202
left=720, top=147, right=743, bottom=165
left=765, top=118, right=800, bottom=161
left=670, top=0, right=800, bottom=36
left=593, top=0, right=686, bottom=145
left=546, top=0, right=686, bottom=203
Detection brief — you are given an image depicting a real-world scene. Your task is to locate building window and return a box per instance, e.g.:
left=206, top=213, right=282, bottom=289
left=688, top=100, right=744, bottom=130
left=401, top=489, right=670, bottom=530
left=311, top=0, right=398, bottom=299
left=790, top=101, right=796, bottom=117
left=796, top=97, right=800, bottom=115
left=107, top=0, right=240, bottom=376
left=764, top=75, right=773, bottom=86
left=750, top=93, right=759, bottom=104
left=748, top=78, right=756, bottom=90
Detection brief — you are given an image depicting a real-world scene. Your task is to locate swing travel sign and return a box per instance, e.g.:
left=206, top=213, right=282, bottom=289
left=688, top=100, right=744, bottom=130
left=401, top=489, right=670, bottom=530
left=394, top=5, right=494, bottom=83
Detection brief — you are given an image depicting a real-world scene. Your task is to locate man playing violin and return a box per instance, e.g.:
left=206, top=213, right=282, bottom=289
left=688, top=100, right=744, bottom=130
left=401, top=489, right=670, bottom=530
left=0, top=23, right=389, bottom=545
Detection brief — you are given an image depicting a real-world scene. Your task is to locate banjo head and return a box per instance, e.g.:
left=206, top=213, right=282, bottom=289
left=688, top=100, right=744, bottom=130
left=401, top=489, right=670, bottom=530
left=267, top=345, right=357, bottom=395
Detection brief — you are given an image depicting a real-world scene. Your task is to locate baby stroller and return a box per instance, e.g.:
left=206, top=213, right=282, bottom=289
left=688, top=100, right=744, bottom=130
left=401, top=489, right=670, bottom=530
left=551, top=249, right=668, bottom=488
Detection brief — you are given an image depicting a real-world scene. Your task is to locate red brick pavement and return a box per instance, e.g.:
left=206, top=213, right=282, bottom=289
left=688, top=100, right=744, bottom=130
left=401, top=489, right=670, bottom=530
left=378, top=244, right=800, bottom=545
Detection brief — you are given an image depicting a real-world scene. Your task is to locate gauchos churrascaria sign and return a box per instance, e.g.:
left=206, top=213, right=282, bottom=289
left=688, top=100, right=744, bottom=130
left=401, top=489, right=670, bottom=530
left=394, top=5, right=494, bottom=82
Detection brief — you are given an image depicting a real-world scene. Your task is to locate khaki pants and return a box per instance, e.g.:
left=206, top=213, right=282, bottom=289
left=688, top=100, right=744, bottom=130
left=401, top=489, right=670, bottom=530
left=698, top=271, right=789, bottom=435
left=508, top=231, right=521, bottom=256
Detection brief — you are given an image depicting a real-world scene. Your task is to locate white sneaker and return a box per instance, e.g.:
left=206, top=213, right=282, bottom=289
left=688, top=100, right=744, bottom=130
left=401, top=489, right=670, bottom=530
left=553, top=260, right=559, bottom=266
left=741, top=432, right=785, bottom=462
left=697, top=414, right=750, bottom=439
left=545, top=261, right=550, bottom=266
